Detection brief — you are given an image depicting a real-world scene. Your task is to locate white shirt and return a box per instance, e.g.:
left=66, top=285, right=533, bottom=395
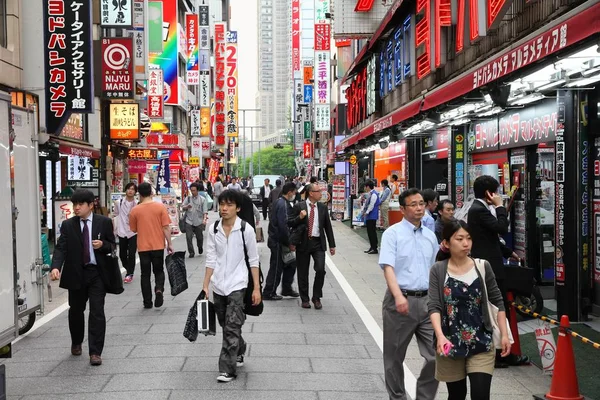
left=264, top=185, right=271, bottom=199
left=205, top=217, right=260, bottom=296
left=80, top=213, right=97, bottom=265
left=114, top=198, right=136, bottom=238
left=476, top=198, right=498, bottom=217
left=227, top=183, right=242, bottom=191
left=306, top=200, right=320, bottom=237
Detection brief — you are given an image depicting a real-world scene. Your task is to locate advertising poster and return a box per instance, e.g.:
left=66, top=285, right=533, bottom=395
left=332, top=177, right=345, bottom=219
left=351, top=196, right=365, bottom=227
left=226, top=31, right=239, bottom=138
left=161, top=194, right=179, bottom=233
left=109, top=103, right=140, bottom=140
left=102, top=37, right=134, bottom=99
left=148, top=0, right=178, bottom=105
left=208, top=159, right=220, bottom=183
left=54, top=200, right=74, bottom=243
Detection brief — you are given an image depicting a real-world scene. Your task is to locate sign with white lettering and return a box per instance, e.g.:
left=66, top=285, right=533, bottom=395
left=102, top=37, right=134, bottom=99
left=100, top=0, right=132, bottom=27
left=147, top=68, right=164, bottom=118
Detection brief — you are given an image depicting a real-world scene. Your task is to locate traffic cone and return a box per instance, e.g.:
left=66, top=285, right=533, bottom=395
left=506, top=292, right=522, bottom=356
left=544, top=315, right=584, bottom=400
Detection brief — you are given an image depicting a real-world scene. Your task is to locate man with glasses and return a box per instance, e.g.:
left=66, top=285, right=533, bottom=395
left=379, top=188, right=439, bottom=400
left=288, top=183, right=336, bottom=309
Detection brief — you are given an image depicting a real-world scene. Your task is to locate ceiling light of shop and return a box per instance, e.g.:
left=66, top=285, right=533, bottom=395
left=510, top=93, right=546, bottom=106
left=565, top=74, right=600, bottom=87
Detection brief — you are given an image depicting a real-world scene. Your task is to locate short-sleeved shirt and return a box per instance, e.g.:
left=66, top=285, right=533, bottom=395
left=378, top=218, right=438, bottom=291
left=129, top=202, right=171, bottom=252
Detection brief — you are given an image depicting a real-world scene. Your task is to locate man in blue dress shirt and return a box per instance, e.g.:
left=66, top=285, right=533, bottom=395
left=379, top=188, right=439, bottom=400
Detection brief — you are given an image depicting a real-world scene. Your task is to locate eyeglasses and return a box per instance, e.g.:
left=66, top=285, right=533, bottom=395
left=405, top=201, right=426, bottom=208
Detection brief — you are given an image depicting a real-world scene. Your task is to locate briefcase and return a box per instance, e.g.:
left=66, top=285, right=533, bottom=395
left=255, top=226, right=264, bottom=243
left=197, top=292, right=216, bottom=336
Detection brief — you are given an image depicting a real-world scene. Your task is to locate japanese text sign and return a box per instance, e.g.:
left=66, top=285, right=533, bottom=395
left=102, top=37, right=134, bottom=99
left=291, top=0, right=300, bottom=77
left=147, top=68, right=164, bottom=118
left=190, top=109, right=200, bottom=136
left=314, top=23, right=331, bottom=51
left=213, top=22, right=227, bottom=146
left=109, top=103, right=139, bottom=140
left=127, top=148, right=157, bottom=159
left=315, top=51, right=330, bottom=104
left=186, top=13, right=199, bottom=85
left=100, top=0, right=132, bottom=27
left=226, top=31, right=239, bottom=138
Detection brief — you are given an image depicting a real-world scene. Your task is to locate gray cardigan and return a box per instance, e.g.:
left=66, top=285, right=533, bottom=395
left=428, top=258, right=505, bottom=332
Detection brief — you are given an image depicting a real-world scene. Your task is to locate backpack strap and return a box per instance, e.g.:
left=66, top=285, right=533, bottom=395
left=213, top=220, right=219, bottom=234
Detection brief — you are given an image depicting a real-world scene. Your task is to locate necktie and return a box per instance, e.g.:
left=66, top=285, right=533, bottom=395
left=308, top=203, right=315, bottom=239
left=82, top=219, right=90, bottom=265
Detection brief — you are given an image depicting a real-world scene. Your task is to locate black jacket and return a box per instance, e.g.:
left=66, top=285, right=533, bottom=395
left=51, top=214, right=116, bottom=290
left=288, top=200, right=336, bottom=251
left=467, top=200, right=509, bottom=279
left=259, top=184, right=274, bottom=201
left=268, top=197, right=291, bottom=247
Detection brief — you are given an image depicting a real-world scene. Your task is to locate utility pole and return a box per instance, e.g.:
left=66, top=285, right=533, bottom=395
left=238, top=108, right=261, bottom=176
left=238, top=125, right=265, bottom=176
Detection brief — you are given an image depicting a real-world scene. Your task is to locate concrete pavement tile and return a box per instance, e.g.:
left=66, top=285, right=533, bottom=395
left=7, top=375, right=112, bottom=395
left=311, top=358, right=383, bottom=374
left=249, top=344, right=370, bottom=358
left=252, top=323, right=358, bottom=334
left=103, top=371, right=247, bottom=391
left=242, top=332, right=306, bottom=344
left=256, top=306, right=349, bottom=315
left=365, top=345, right=383, bottom=359
left=105, top=307, right=167, bottom=317
left=169, top=390, right=318, bottom=400
left=127, top=343, right=221, bottom=358
left=49, top=357, right=186, bottom=376
left=3, top=361, right=60, bottom=378
left=246, top=372, right=385, bottom=392
left=37, top=324, right=151, bottom=338
left=7, top=396, right=21, bottom=400
left=107, top=314, right=185, bottom=325
left=240, top=313, right=302, bottom=323
left=20, top=392, right=171, bottom=400
left=9, top=345, right=133, bottom=362
left=183, top=356, right=312, bottom=373
left=318, top=392, right=389, bottom=400
left=300, top=314, right=356, bottom=324
left=305, top=333, right=374, bottom=345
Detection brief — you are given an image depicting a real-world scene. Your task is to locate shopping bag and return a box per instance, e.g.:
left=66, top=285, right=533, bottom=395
left=183, top=291, right=203, bottom=342
left=255, top=226, right=264, bottom=243
left=105, top=248, right=124, bottom=295
left=166, top=251, right=188, bottom=296
left=197, top=290, right=216, bottom=336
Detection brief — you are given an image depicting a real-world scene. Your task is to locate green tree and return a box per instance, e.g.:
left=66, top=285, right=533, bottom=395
left=243, top=145, right=296, bottom=176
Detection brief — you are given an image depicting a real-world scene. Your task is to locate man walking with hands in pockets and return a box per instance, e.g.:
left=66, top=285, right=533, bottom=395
left=379, top=188, right=439, bottom=400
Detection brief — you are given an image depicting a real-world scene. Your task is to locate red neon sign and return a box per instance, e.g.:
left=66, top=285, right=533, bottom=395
left=434, top=0, right=452, bottom=68
left=415, top=0, right=431, bottom=79
left=355, top=0, right=376, bottom=12
left=346, top=68, right=368, bottom=130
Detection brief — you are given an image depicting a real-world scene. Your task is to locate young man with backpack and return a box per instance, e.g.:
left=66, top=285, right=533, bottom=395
left=114, top=183, right=137, bottom=283
left=203, top=190, right=261, bottom=382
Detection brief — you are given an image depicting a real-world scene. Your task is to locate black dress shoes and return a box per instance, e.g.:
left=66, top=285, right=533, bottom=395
left=71, top=344, right=82, bottom=356
left=312, top=299, right=323, bottom=310
left=301, top=301, right=311, bottom=309
left=367, top=249, right=379, bottom=255
left=263, top=294, right=283, bottom=300
left=281, top=289, right=300, bottom=298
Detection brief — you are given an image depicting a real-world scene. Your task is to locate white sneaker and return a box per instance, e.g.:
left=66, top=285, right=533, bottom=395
left=217, top=372, right=236, bottom=382
left=236, top=355, right=244, bottom=367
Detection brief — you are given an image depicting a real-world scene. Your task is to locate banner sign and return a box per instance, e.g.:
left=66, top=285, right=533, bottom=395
left=315, top=51, right=330, bottom=104
left=156, top=156, right=171, bottom=192
left=226, top=31, right=239, bottom=138
left=213, top=22, right=227, bottom=146
left=314, top=23, right=331, bottom=51
left=208, top=159, right=220, bottom=183
left=149, top=0, right=178, bottom=105
left=67, top=155, right=91, bottom=181
left=100, top=0, right=132, bottom=27
left=148, top=68, right=164, bottom=118
left=201, top=138, right=211, bottom=158
left=304, top=85, right=313, bottom=103
left=127, top=148, right=158, bottom=159
left=303, top=142, right=313, bottom=159
left=452, top=129, right=466, bottom=208
left=102, top=37, right=134, bottom=99
left=109, top=103, right=139, bottom=140
left=133, top=0, right=144, bottom=29
left=315, top=104, right=330, bottom=131
left=43, top=0, right=94, bottom=135
left=129, top=29, right=146, bottom=79
left=294, top=79, right=303, bottom=105
left=291, top=0, right=300, bottom=77
left=191, top=137, right=201, bottom=157
left=201, top=107, right=211, bottom=137
left=190, top=109, right=200, bottom=136
left=186, top=13, right=199, bottom=85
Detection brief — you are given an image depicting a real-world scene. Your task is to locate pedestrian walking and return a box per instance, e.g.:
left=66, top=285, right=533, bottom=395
left=182, top=182, right=208, bottom=258
left=129, top=182, right=174, bottom=309
left=379, top=188, right=439, bottom=400
left=263, top=182, right=300, bottom=300
left=259, top=178, right=273, bottom=220
left=227, top=177, right=242, bottom=191
left=428, top=219, right=511, bottom=400
left=288, top=183, right=336, bottom=310
left=390, top=174, right=399, bottom=198
left=379, top=179, right=392, bottom=229
left=213, top=177, right=224, bottom=213
left=268, top=179, right=283, bottom=209
left=435, top=199, right=455, bottom=243
left=422, top=188, right=439, bottom=232
left=114, top=182, right=138, bottom=283
left=203, top=190, right=261, bottom=382
left=360, top=180, right=381, bottom=254
left=50, top=189, right=116, bottom=366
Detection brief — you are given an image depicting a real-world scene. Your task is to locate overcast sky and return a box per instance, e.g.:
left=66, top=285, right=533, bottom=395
left=229, top=0, right=258, bottom=136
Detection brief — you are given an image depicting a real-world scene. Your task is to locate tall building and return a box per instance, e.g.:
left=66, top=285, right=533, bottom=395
left=256, top=0, right=291, bottom=138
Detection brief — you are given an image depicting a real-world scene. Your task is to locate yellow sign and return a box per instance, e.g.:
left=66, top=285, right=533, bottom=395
left=109, top=103, right=139, bottom=140
left=349, top=154, right=357, bottom=165
left=201, top=108, right=211, bottom=137
left=189, top=156, right=200, bottom=166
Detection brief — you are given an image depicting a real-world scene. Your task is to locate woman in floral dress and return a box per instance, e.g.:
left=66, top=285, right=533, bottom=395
left=428, top=220, right=511, bottom=399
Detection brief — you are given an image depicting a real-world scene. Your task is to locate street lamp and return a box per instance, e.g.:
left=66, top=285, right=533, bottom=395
left=239, top=125, right=266, bottom=176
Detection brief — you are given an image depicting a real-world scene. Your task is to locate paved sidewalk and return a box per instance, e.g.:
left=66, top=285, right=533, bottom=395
left=1, top=215, right=388, bottom=400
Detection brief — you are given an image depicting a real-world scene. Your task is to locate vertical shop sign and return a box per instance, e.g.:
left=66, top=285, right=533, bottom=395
left=593, top=136, right=600, bottom=283
left=314, top=0, right=329, bottom=23
left=350, top=162, right=359, bottom=196
left=213, top=22, right=226, bottom=146
left=291, top=0, right=300, bottom=78
left=315, top=51, right=330, bottom=104
left=147, top=68, right=164, bottom=118
left=366, top=56, right=377, bottom=116
left=314, top=23, right=331, bottom=51
left=191, top=137, right=201, bottom=157
left=43, top=0, right=94, bottom=135
left=200, top=108, right=211, bottom=137
left=201, top=138, right=211, bottom=158
left=147, top=1, right=163, bottom=53
left=452, top=129, right=466, bottom=208
left=303, top=142, right=313, bottom=160
left=101, top=37, right=134, bottom=99
left=148, top=0, right=178, bottom=106
left=190, top=109, right=200, bottom=136
left=186, top=14, right=199, bottom=85
left=100, top=0, right=132, bottom=27
left=226, top=31, right=239, bottom=138
left=109, top=103, right=139, bottom=140
left=555, top=92, right=566, bottom=285
left=156, top=156, right=171, bottom=193
left=129, top=30, right=146, bottom=80
left=580, top=99, right=590, bottom=293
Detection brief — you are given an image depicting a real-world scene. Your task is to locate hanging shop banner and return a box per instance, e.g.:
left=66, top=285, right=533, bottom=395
left=201, top=138, right=211, bottom=158
left=304, top=121, right=312, bottom=140
left=228, top=137, right=237, bottom=163
left=469, top=99, right=558, bottom=153
left=67, top=155, right=92, bottom=181
left=186, top=13, right=199, bottom=85
left=315, top=51, right=330, bottom=105
left=133, top=0, right=144, bottom=29
left=303, top=63, right=313, bottom=84
left=213, top=22, right=227, bottom=146
left=555, top=92, right=566, bottom=286
left=208, top=159, right=220, bottom=183
left=199, top=71, right=210, bottom=107
left=304, top=85, right=313, bottom=103
left=43, top=0, right=94, bottom=135
left=191, top=137, right=201, bottom=157
left=146, top=133, right=179, bottom=147
left=102, top=37, right=134, bottom=99
left=198, top=5, right=209, bottom=46
left=226, top=31, right=239, bottom=138
left=156, top=156, right=171, bottom=193
left=291, top=0, right=300, bottom=78
left=127, top=148, right=158, bottom=159
left=148, top=0, right=178, bottom=106
left=294, top=79, right=303, bottom=105
left=109, top=103, right=139, bottom=140
left=190, top=109, right=200, bottom=136
left=201, top=107, right=211, bottom=137
left=451, top=128, right=466, bottom=208
left=303, top=142, right=313, bottom=160
left=147, top=68, right=164, bottom=118
left=129, top=29, right=146, bottom=80
left=314, top=0, right=330, bottom=23
left=332, top=177, right=345, bottom=216
left=100, top=0, right=132, bottom=27
left=314, top=23, right=331, bottom=51
left=315, top=104, right=330, bottom=131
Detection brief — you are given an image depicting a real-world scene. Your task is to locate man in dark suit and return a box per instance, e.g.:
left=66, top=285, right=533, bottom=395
left=288, top=183, right=336, bottom=309
left=50, top=189, right=116, bottom=366
left=259, top=178, right=274, bottom=220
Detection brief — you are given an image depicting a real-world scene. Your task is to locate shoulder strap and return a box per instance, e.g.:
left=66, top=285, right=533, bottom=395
left=240, top=220, right=250, bottom=271
left=213, top=220, right=219, bottom=234
left=474, top=258, right=488, bottom=291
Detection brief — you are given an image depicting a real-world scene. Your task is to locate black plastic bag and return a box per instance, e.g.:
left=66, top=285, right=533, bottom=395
left=183, top=291, right=203, bottom=342
left=166, top=251, right=188, bottom=296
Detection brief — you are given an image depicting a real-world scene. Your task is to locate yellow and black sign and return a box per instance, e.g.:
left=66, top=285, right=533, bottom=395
left=349, top=154, right=357, bottom=165
left=189, top=156, right=200, bottom=166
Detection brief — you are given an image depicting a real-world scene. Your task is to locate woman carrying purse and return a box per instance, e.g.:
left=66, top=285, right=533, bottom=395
left=428, top=219, right=511, bottom=400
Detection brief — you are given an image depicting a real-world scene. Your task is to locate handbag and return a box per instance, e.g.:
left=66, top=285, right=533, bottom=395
left=166, top=251, right=189, bottom=296
left=183, top=291, right=204, bottom=342
left=179, top=209, right=187, bottom=233
left=281, top=245, right=296, bottom=265
left=197, top=290, right=216, bottom=336
left=105, top=247, right=124, bottom=295
left=474, top=259, right=514, bottom=347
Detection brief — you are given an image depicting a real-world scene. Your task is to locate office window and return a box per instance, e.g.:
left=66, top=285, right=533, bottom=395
left=0, top=0, right=6, bottom=48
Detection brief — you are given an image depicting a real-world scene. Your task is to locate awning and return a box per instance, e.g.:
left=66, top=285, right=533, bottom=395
left=337, top=0, right=600, bottom=152
left=53, top=137, right=101, bottom=159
